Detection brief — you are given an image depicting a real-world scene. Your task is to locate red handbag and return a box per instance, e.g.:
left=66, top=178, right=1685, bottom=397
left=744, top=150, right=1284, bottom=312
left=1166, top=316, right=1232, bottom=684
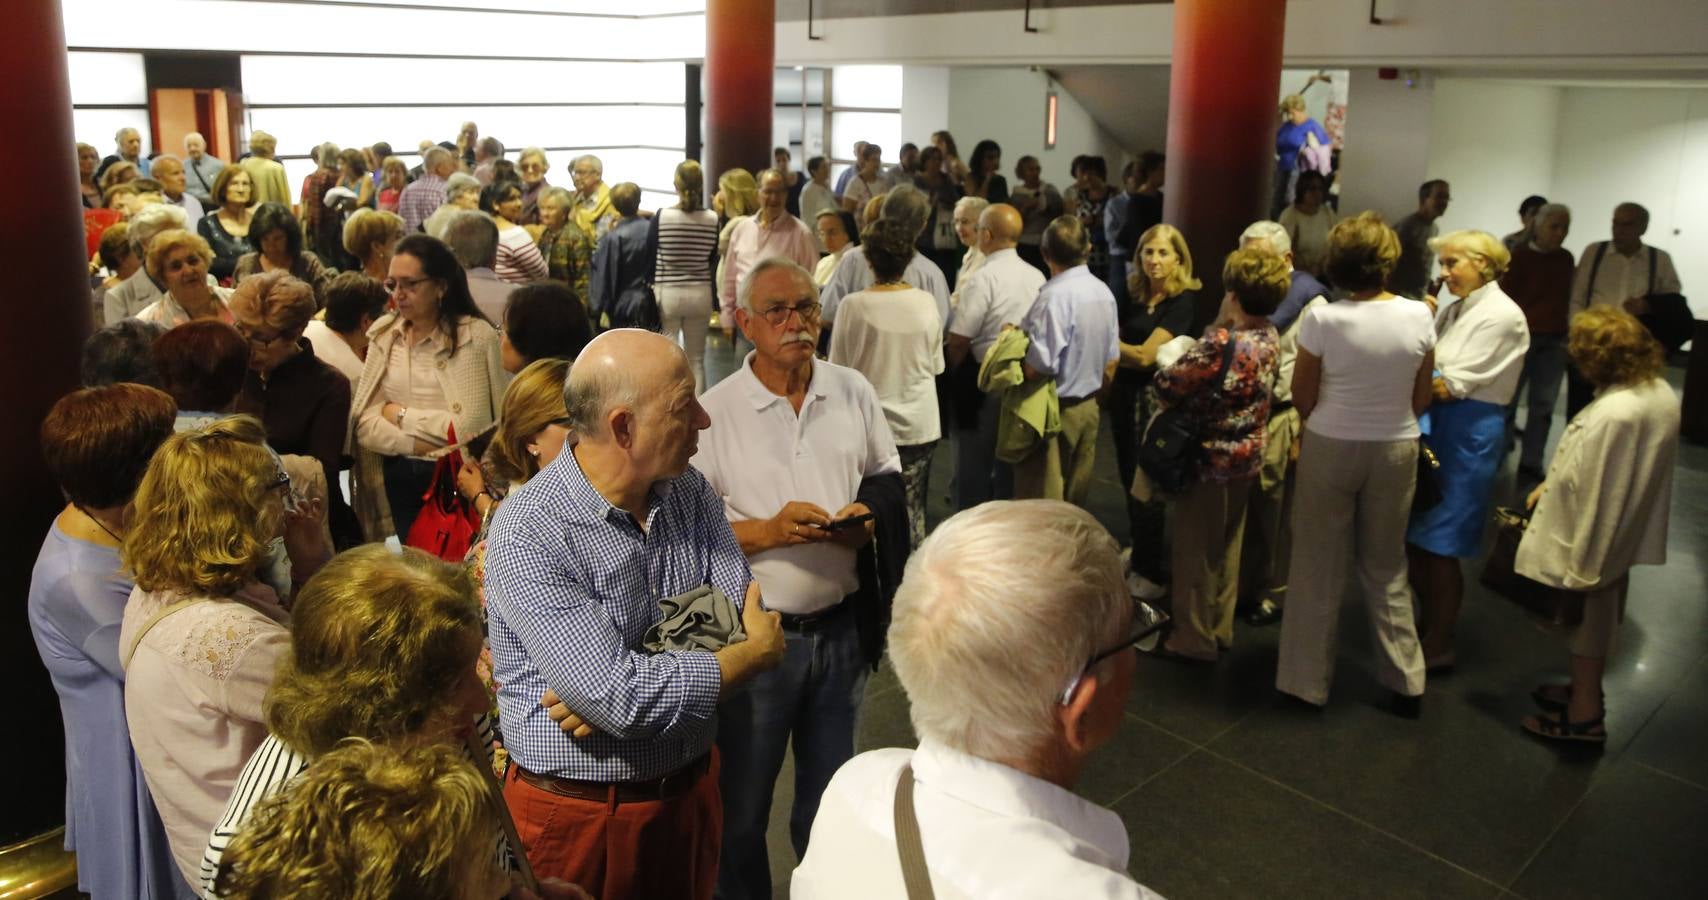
left=405, top=425, right=481, bottom=561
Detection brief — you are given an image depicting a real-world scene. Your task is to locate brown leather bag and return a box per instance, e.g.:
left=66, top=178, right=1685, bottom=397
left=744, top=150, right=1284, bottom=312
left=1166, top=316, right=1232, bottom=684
left=1479, top=507, right=1585, bottom=627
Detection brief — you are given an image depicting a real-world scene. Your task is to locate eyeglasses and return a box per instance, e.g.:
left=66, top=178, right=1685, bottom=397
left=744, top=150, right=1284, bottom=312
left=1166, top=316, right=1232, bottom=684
left=1059, top=600, right=1171, bottom=705
left=519, top=162, right=546, bottom=173
left=756, top=301, right=821, bottom=327
left=238, top=329, right=292, bottom=349
left=383, top=275, right=434, bottom=294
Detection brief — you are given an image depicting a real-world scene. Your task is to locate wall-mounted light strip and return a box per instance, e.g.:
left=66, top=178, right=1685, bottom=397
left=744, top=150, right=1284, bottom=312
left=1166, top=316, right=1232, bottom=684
left=1045, top=92, right=1058, bottom=149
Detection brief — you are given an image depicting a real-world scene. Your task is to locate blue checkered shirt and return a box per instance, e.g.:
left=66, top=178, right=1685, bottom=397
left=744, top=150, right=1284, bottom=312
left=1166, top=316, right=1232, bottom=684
left=483, top=448, right=752, bottom=781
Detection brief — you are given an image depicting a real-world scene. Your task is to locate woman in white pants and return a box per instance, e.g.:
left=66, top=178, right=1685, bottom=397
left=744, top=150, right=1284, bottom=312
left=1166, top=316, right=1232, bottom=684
left=1276, top=212, right=1438, bottom=714
left=650, top=160, right=721, bottom=394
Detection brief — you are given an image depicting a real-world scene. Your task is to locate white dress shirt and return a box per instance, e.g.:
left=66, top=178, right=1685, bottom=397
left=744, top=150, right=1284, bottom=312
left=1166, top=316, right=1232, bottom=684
left=1569, top=241, right=1683, bottom=315
left=691, top=356, right=900, bottom=615
left=949, top=247, right=1047, bottom=363
left=1433, top=281, right=1529, bottom=406
left=792, top=741, right=1166, bottom=900
left=828, top=287, right=945, bottom=446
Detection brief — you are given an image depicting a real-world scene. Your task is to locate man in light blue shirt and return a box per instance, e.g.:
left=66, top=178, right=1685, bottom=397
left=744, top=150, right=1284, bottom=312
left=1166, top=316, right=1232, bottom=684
left=1015, top=215, right=1119, bottom=505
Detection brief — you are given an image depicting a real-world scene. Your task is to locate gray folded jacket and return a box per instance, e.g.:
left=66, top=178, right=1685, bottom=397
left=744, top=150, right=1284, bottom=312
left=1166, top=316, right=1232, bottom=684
left=642, top=584, right=747, bottom=653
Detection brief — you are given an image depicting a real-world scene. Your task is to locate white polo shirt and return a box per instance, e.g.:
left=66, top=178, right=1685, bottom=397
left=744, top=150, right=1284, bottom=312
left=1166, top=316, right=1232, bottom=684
left=691, top=355, right=901, bottom=615
left=792, top=741, right=1166, bottom=900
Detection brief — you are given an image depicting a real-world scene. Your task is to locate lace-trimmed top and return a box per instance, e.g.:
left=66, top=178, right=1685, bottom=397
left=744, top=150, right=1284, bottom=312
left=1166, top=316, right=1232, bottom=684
left=120, top=583, right=289, bottom=888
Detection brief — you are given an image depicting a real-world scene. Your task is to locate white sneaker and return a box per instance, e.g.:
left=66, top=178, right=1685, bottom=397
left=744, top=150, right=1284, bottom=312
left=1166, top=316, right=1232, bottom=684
left=1125, top=570, right=1168, bottom=601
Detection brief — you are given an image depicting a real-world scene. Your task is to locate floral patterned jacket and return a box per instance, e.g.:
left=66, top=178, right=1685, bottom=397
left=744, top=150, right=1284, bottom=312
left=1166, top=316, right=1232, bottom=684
left=1153, top=323, right=1279, bottom=483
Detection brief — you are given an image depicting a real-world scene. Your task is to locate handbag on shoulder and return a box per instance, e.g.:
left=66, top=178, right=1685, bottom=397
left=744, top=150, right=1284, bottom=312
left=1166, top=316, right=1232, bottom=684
left=1479, top=507, right=1585, bottom=627
left=1137, top=337, right=1236, bottom=495
left=405, top=424, right=482, bottom=562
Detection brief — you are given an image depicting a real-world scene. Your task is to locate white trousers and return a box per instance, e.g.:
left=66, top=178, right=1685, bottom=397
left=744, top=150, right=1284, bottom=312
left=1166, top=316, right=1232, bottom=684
left=658, top=282, right=713, bottom=394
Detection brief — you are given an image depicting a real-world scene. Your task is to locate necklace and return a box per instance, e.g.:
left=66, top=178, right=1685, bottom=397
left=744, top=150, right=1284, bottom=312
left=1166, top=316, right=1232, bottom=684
left=75, top=504, right=123, bottom=544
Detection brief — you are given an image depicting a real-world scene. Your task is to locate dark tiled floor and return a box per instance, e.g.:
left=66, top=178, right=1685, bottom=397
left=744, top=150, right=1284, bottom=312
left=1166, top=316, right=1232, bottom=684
left=698, top=336, right=1708, bottom=899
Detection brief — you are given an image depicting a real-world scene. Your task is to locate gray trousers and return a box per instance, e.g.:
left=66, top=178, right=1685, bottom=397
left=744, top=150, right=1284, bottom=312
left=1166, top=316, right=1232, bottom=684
left=1276, top=430, right=1426, bottom=705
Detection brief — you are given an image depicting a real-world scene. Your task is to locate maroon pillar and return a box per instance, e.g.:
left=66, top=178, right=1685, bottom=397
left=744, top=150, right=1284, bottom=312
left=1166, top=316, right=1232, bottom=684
left=704, top=0, right=774, bottom=184
left=0, top=0, right=91, bottom=871
left=1162, top=0, right=1287, bottom=324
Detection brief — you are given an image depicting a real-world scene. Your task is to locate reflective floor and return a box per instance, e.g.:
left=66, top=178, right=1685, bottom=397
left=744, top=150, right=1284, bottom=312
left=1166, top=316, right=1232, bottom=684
left=703, top=335, right=1708, bottom=900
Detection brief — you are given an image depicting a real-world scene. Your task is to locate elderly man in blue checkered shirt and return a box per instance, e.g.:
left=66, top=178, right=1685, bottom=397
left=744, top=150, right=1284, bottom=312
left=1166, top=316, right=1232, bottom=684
left=483, top=328, right=784, bottom=899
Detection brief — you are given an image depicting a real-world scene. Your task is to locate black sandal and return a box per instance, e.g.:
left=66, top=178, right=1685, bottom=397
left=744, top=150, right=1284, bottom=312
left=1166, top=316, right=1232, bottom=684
left=1531, top=684, right=1606, bottom=714
left=1521, top=708, right=1607, bottom=745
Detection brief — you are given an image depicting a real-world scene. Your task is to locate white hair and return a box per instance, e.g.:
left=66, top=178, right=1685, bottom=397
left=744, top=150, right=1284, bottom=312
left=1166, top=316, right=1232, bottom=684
left=1240, top=220, right=1291, bottom=256
left=128, top=203, right=189, bottom=252
left=571, top=154, right=603, bottom=174
left=736, top=257, right=815, bottom=313
left=953, top=195, right=990, bottom=219
left=888, top=500, right=1127, bottom=761
left=1535, top=202, right=1571, bottom=223
left=422, top=146, right=454, bottom=170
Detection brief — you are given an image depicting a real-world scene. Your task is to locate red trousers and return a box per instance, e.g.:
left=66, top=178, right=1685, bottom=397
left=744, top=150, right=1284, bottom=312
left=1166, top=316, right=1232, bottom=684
left=502, top=751, right=722, bottom=900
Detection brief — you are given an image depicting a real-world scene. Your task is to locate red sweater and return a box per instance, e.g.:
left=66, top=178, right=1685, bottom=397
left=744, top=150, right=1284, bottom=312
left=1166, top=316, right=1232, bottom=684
left=1501, top=244, right=1576, bottom=336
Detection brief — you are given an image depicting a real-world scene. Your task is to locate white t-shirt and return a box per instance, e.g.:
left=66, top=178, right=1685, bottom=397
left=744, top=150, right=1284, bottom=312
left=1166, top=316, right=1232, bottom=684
left=828, top=287, right=945, bottom=446
left=303, top=319, right=364, bottom=383
left=1297, top=298, right=1436, bottom=442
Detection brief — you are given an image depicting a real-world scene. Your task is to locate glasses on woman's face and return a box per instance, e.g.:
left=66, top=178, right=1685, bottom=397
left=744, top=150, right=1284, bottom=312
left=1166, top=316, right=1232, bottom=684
left=756, top=300, right=821, bottom=327
left=384, top=275, right=433, bottom=295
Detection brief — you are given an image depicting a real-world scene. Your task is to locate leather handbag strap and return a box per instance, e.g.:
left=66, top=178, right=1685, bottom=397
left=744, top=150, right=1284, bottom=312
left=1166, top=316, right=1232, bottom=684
left=894, top=764, right=936, bottom=900
left=121, top=598, right=201, bottom=670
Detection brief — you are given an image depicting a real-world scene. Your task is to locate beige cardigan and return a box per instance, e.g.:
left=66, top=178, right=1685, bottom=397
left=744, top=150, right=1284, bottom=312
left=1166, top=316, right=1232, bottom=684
left=347, top=313, right=510, bottom=457
left=1516, top=377, right=1678, bottom=590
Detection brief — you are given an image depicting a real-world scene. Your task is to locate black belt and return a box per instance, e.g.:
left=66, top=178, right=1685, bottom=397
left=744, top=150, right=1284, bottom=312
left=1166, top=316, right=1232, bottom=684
left=1060, top=394, right=1098, bottom=407
left=779, top=600, right=851, bottom=633
left=513, top=754, right=711, bottom=804
left=1271, top=400, right=1295, bottom=414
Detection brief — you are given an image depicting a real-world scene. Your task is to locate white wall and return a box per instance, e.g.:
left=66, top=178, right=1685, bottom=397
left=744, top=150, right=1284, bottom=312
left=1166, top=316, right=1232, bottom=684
left=1427, top=79, right=1561, bottom=238
left=900, top=66, right=950, bottom=151
left=1337, top=68, right=1434, bottom=224
left=946, top=68, right=1127, bottom=189
left=1550, top=87, right=1708, bottom=293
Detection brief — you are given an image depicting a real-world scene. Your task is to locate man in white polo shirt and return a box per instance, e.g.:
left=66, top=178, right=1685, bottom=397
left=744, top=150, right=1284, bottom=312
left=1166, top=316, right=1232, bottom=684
left=692, top=257, right=903, bottom=900
left=945, top=203, right=1046, bottom=510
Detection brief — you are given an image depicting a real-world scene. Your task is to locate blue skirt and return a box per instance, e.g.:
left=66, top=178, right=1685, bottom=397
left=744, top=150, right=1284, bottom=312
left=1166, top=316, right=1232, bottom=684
left=1407, top=398, right=1506, bottom=558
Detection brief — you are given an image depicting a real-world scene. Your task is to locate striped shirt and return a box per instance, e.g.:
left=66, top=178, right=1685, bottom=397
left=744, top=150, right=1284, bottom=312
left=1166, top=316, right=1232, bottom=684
left=495, top=223, right=548, bottom=285
left=654, top=207, right=720, bottom=286
left=483, top=448, right=752, bottom=782
left=198, top=718, right=503, bottom=897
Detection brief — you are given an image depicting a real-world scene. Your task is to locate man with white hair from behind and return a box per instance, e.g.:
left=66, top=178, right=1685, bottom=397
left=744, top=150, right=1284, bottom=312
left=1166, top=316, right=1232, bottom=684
left=792, top=500, right=1166, bottom=899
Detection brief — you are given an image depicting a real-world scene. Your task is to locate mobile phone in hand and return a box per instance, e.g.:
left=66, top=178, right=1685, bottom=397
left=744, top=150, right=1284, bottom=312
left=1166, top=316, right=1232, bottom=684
left=823, top=512, right=874, bottom=532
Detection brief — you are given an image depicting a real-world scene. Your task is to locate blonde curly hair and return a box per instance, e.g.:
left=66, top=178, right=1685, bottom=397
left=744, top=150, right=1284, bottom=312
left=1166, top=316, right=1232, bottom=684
left=265, top=545, right=482, bottom=758
left=1568, top=306, right=1665, bottom=388
left=212, top=739, right=503, bottom=900
left=123, top=415, right=282, bottom=598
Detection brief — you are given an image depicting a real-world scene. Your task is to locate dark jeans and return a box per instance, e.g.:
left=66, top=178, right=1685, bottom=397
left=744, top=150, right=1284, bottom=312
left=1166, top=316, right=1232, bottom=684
left=1111, top=376, right=1167, bottom=581
left=1511, top=333, right=1568, bottom=470
left=380, top=455, right=436, bottom=541
left=715, top=605, right=868, bottom=900
left=953, top=389, right=1013, bottom=511
left=922, top=246, right=961, bottom=292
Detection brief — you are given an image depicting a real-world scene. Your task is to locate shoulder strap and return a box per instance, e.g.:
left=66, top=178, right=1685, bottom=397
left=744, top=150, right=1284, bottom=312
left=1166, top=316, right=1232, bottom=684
left=1210, top=331, right=1238, bottom=398
left=1587, top=242, right=1608, bottom=299
left=894, top=764, right=936, bottom=900
left=1648, top=246, right=1657, bottom=296
left=121, top=597, right=202, bottom=670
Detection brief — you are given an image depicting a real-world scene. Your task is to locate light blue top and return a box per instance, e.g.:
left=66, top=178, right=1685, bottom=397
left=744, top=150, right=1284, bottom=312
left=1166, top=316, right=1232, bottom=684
left=28, top=522, right=192, bottom=899
left=1021, top=264, right=1121, bottom=400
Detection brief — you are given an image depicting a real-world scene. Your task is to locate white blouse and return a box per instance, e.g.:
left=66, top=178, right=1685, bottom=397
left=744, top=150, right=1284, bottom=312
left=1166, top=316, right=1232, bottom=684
left=828, top=287, right=946, bottom=446
left=1432, top=281, right=1529, bottom=406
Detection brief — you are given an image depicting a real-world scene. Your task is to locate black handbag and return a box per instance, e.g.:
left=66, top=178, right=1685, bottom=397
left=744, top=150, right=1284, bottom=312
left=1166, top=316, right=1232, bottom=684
left=1413, top=441, right=1443, bottom=512
left=1479, top=507, right=1585, bottom=627
left=1587, top=242, right=1694, bottom=352
left=1137, top=338, right=1235, bottom=495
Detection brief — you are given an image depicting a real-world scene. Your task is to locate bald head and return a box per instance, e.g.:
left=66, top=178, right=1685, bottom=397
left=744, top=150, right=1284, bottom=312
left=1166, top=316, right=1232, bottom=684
left=564, top=330, right=690, bottom=442
left=978, top=203, right=1023, bottom=254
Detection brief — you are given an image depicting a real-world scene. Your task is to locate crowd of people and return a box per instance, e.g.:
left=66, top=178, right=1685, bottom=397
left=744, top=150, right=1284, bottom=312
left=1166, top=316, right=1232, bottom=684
left=35, top=110, right=1685, bottom=899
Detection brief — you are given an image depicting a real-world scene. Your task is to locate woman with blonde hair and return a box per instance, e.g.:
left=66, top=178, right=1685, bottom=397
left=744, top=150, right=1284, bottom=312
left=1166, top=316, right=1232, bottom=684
left=212, top=741, right=538, bottom=900
left=198, top=544, right=495, bottom=894
left=712, top=167, right=759, bottom=329
left=120, top=416, right=326, bottom=887
left=1113, top=222, right=1202, bottom=598
left=1276, top=212, right=1437, bottom=712
left=135, top=229, right=235, bottom=327
left=1514, top=308, right=1677, bottom=743
left=454, top=356, right=575, bottom=525
left=1408, top=229, right=1529, bottom=668
left=651, top=160, right=721, bottom=393
left=342, top=207, right=406, bottom=281
left=377, top=155, right=409, bottom=213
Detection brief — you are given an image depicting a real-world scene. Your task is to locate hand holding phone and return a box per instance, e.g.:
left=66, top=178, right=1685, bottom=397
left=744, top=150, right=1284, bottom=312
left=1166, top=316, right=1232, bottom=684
left=823, top=512, right=874, bottom=531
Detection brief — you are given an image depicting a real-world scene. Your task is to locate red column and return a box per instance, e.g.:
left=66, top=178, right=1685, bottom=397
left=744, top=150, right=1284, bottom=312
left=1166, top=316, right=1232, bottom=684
left=1162, top=0, right=1288, bottom=323
left=704, top=0, right=775, bottom=183
left=0, top=0, right=91, bottom=867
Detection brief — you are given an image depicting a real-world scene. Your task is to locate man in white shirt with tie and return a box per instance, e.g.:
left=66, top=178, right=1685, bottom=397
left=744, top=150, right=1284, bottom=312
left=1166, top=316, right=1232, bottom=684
left=944, top=203, right=1044, bottom=509
left=792, top=500, right=1165, bottom=900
